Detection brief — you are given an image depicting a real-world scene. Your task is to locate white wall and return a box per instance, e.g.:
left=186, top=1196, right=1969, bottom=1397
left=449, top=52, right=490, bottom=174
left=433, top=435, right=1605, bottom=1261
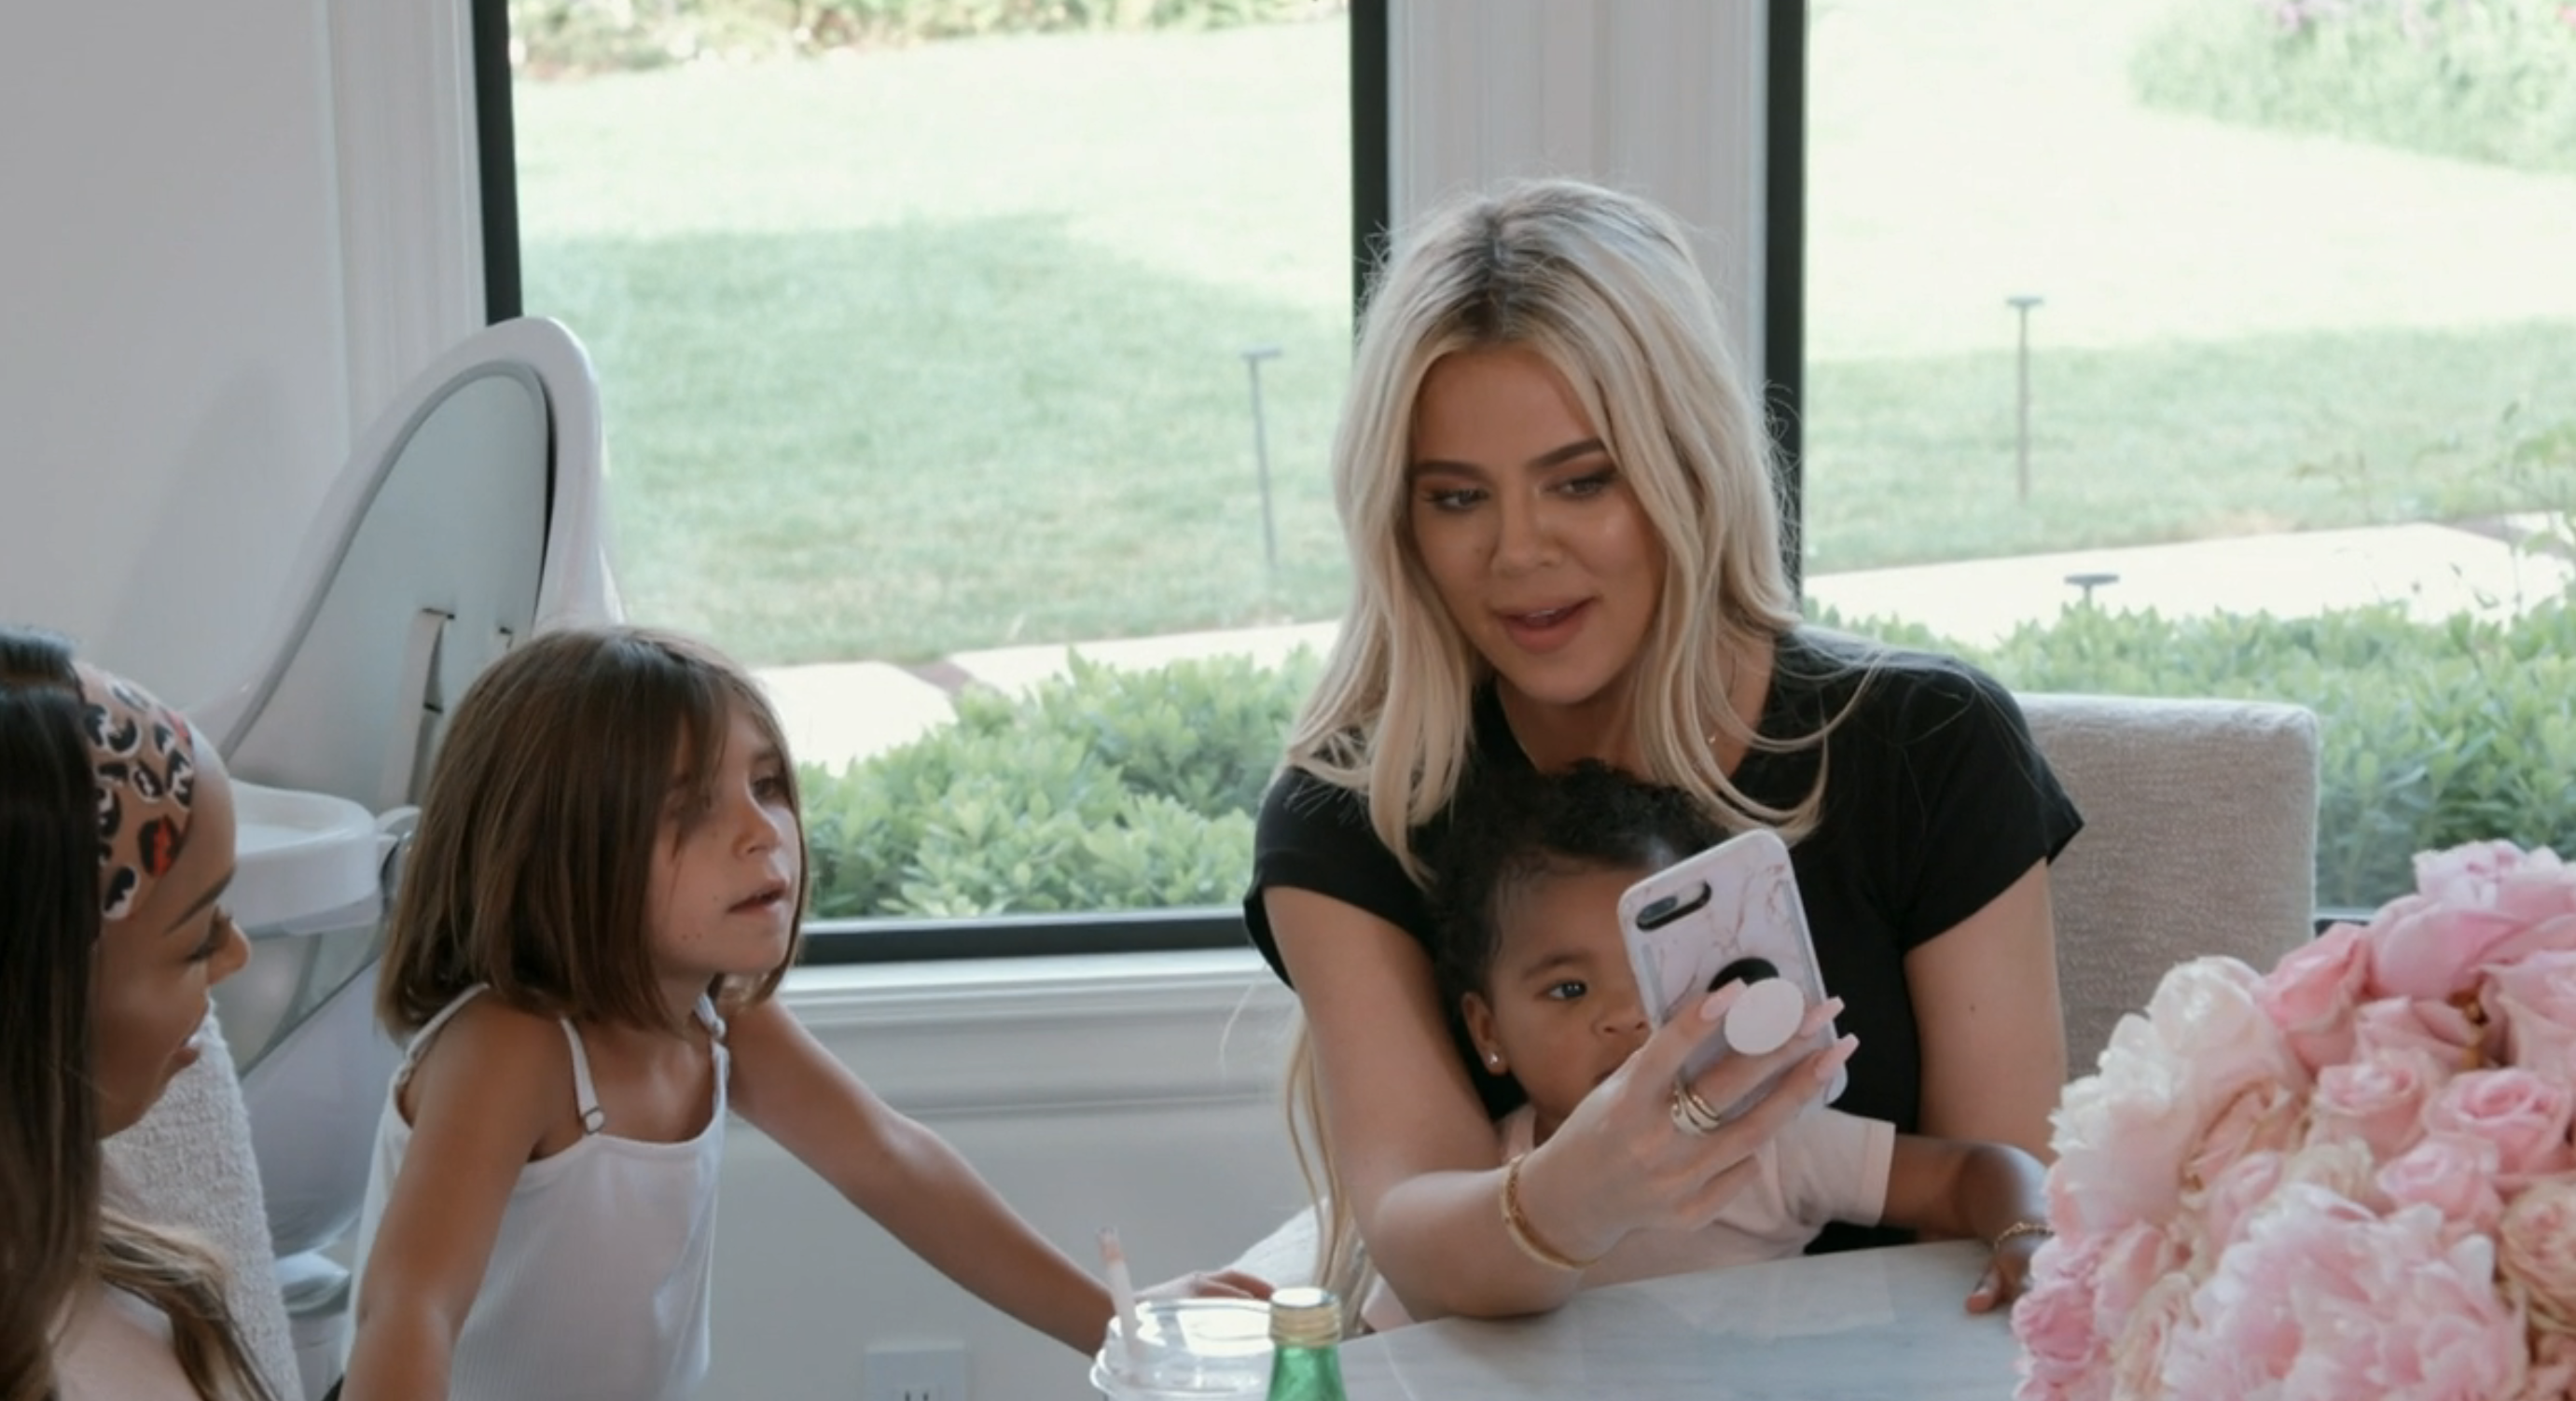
left=720, top=955, right=1309, bottom=1399
left=0, top=2, right=479, bottom=710
left=0, top=2, right=349, bottom=705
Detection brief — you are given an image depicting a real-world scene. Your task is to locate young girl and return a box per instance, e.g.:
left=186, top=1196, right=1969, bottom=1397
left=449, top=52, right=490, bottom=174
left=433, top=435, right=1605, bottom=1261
left=339, top=627, right=1260, bottom=1401
left=1, top=628, right=272, bottom=1401
left=1359, top=759, right=2049, bottom=1329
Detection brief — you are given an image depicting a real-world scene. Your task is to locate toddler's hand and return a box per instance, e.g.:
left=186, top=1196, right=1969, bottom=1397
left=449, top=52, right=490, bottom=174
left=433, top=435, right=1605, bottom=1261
left=1140, top=1268, right=1274, bottom=1303
left=1965, top=1227, right=2049, bottom=1314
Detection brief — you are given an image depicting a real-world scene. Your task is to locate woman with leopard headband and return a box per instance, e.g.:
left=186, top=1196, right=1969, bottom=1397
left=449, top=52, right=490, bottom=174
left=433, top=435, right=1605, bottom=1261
left=2, top=626, right=274, bottom=1401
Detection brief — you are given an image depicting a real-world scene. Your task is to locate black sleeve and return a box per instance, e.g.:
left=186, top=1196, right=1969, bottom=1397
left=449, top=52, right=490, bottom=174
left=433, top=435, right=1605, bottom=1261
left=1241, top=766, right=1436, bottom=986
left=1875, top=660, right=2084, bottom=950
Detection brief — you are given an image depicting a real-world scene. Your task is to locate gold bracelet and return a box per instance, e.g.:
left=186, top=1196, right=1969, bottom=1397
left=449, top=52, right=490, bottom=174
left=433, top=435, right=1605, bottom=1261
left=1991, top=1219, right=2054, bottom=1252
left=1500, top=1152, right=1601, bottom=1272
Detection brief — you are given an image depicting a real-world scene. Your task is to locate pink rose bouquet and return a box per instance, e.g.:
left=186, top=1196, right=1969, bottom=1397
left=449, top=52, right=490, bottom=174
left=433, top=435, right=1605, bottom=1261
left=2015, top=841, right=2576, bottom=1400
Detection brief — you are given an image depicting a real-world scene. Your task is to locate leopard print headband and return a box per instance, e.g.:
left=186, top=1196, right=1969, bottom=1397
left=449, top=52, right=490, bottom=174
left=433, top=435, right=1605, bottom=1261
left=73, top=662, right=199, bottom=922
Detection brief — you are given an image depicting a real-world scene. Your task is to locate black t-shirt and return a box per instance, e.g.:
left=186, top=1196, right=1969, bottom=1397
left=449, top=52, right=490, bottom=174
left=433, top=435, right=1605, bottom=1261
left=1241, top=630, right=2083, bottom=1253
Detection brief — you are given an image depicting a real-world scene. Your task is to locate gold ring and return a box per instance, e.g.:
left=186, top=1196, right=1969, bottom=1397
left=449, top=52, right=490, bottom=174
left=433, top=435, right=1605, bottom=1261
left=1669, top=1077, right=1728, bottom=1135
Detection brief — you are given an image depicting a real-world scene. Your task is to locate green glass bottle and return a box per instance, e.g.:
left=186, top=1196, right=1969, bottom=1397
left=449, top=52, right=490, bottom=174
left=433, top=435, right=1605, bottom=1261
left=1264, top=1285, right=1348, bottom=1401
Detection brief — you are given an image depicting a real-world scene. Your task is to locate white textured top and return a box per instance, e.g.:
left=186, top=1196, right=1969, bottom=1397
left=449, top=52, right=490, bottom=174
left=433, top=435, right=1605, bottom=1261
left=1364, top=1106, right=1893, bottom=1331
left=53, top=1281, right=197, bottom=1401
left=351, top=987, right=729, bottom=1401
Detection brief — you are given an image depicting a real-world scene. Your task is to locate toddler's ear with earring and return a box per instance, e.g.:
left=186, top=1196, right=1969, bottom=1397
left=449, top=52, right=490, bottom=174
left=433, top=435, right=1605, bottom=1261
left=1461, top=992, right=1504, bottom=1073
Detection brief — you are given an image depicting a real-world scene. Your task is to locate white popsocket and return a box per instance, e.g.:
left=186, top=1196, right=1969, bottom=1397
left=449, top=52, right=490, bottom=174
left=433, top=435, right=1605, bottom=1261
left=1724, top=978, right=1807, bottom=1056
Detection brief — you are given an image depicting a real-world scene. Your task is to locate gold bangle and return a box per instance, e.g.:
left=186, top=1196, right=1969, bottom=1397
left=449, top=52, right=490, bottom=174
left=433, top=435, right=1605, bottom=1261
left=1991, top=1219, right=2054, bottom=1253
left=1501, top=1152, right=1601, bottom=1272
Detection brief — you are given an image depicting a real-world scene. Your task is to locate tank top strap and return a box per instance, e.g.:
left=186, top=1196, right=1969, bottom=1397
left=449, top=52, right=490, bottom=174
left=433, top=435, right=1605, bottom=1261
left=560, top=1020, right=607, bottom=1135
left=693, top=993, right=727, bottom=1042
left=394, top=984, right=489, bottom=1089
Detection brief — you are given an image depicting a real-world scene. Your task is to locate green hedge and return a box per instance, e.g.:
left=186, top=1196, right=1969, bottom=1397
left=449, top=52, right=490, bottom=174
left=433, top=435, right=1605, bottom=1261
left=510, top=0, right=1336, bottom=74
left=802, top=650, right=1317, bottom=916
left=798, top=590, right=2576, bottom=920
left=1964, top=595, right=2576, bottom=909
left=2132, top=0, right=2576, bottom=175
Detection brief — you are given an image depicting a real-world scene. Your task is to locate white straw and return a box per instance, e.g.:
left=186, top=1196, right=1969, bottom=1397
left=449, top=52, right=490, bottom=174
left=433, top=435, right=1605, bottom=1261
left=1100, top=1227, right=1142, bottom=1369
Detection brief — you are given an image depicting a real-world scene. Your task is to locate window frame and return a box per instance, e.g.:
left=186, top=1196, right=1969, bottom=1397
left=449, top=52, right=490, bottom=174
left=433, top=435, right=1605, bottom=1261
left=471, top=0, right=1805, bottom=964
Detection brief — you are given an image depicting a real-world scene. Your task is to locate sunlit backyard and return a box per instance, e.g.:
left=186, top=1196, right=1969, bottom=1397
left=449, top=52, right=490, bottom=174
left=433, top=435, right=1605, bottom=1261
left=514, top=0, right=2576, bottom=665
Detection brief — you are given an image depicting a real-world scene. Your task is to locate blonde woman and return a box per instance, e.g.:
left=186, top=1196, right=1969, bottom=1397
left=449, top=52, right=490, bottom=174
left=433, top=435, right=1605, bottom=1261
left=2, top=628, right=273, bottom=1401
left=1243, top=180, right=2081, bottom=1323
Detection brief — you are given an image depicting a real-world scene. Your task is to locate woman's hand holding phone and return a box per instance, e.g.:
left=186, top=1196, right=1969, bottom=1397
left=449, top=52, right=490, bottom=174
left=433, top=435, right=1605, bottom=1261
left=1512, top=984, right=1859, bottom=1264
left=1620, top=830, right=1849, bottom=1115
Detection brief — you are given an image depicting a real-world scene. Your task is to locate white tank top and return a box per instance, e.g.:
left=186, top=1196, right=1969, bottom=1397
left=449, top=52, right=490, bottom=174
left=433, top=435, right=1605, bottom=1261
left=350, top=986, right=728, bottom=1401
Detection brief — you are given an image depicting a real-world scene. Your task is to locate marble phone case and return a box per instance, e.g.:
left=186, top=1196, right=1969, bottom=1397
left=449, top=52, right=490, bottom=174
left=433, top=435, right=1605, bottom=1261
left=1617, top=828, right=1847, bottom=1104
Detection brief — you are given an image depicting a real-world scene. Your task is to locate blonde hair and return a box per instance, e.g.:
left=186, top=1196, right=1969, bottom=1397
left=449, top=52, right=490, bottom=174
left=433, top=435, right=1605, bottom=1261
left=1278, top=182, right=1864, bottom=1315
left=1285, top=178, right=1821, bottom=884
left=1281, top=1019, right=1376, bottom=1336
left=379, top=627, right=806, bottom=1036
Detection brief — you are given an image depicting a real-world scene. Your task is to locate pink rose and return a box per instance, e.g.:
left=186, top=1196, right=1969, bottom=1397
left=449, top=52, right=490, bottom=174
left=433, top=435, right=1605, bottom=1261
left=2190, top=1149, right=2286, bottom=1260
left=2167, top=1189, right=2527, bottom=1401
left=2520, top=1329, right=2576, bottom=1401
left=2277, top=1139, right=2384, bottom=1214
left=2499, top=1176, right=2576, bottom=1333
left=2372, top=844, right=2576, bottom=1001
left=2183, top=1077, right=2306, bottom=1195
left=2422, top=1068, right=2575, bottom=1186
left=2013, top=1232, right=2114, bottom=1401
left=2163, top=1185, right=2375, bottom=1394
left=2415, top=841, right=2576, bottom=921
left=2350, top=994, right=2484, bottom=1072
left=2307, top=1045, right=2446, bottom=1161
left=2486, top=949, right=2576, bottom=1071
left=2104, top=1271, right=2196, bottom=1401
left=2049, top=1017, right=2198, bottom=1236
left=2050, top=959, right=2303, bottom=1235
left=2325, top=1214, right=2527, bottom=1401
left=2370, top=894, right=2528, bottom=1001
left=2086, top=1222, right=2183, bottom=1343
left=2374, top=1133, right=2505, bottom=1241
left=2258, top=922, right=2370, bottom=1072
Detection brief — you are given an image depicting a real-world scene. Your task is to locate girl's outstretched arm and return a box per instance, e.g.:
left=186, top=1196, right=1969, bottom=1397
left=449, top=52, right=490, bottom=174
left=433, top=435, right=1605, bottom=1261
left=726, top=998, right=1119, bottom=1353
left=340, top=1004, right=566, bottom=1401
left=1877, top=1133, right=2050, bottom=1313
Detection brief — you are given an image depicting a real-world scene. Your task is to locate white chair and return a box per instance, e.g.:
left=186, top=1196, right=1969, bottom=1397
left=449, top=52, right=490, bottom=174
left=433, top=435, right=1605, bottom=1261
left=106, top=315, right=617, bottom=1400
left=1227, top=692, right=2325, bottom=1291
left=2019, top=693, right=2320, bottom=1077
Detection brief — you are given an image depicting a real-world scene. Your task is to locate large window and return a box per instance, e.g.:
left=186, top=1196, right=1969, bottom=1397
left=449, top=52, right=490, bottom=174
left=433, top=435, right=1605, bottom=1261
left=1799, top=0, right=2576, bottom=909
left=489, top=0, right=2573, bottom=950
left=492, top=0, right=1372, bottom=953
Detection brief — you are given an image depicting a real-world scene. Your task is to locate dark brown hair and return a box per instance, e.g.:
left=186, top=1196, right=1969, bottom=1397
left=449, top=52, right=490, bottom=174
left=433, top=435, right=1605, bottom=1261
left=378, top=626, right=807, bottom=1035
left=2, top=626, right=274, bottom=1401
left=1429, top=761, right=1717, bottom=1011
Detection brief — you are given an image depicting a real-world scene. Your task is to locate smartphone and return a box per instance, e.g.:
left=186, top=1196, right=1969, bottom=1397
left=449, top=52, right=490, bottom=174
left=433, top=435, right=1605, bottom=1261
left=1617, top=828, right=1847, bottom=1111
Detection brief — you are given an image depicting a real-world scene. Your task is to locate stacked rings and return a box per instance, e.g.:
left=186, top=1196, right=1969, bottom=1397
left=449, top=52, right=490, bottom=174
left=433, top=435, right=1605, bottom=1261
left=1669, top=1077, right=1729, bottom=1135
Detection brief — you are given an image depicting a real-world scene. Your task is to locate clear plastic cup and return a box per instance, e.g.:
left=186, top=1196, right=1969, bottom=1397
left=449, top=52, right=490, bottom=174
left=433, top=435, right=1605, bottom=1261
left=1089, top=1297, right=1274, bottom=1399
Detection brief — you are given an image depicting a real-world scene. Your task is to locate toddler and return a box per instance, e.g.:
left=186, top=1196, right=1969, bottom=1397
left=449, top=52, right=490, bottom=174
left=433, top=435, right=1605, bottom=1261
left=1362, top=761, right=2048, bottom=1329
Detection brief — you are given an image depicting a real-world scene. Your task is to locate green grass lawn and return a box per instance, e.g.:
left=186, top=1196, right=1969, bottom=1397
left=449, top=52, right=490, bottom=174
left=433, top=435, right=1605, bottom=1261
left=1804, top=321, right=2576, bottom=575
left=516, top=4, right=2576, bottom=666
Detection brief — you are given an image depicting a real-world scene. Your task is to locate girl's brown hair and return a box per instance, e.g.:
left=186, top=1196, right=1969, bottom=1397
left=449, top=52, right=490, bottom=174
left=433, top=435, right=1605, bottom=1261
left=378, top=626, right=807, bottom=1035
left=2, top=627, right=274, bottom=1401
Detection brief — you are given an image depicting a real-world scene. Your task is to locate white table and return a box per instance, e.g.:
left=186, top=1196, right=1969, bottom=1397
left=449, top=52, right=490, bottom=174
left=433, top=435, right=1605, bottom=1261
left=1335, top=1241, right=2022, bottom=1399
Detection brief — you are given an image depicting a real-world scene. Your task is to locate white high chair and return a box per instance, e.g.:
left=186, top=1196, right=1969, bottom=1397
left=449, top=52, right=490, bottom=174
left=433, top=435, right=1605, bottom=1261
left=112, top=315, right=619, bottom=1400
